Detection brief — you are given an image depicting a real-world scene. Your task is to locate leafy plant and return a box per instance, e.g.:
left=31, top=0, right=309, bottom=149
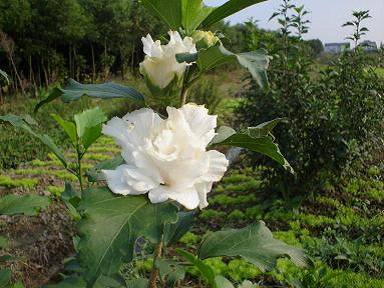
left=0, top=1, right=309, bottom=287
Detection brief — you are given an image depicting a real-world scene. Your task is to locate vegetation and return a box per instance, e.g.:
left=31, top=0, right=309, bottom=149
left=0, top=0, right=383, bottom=287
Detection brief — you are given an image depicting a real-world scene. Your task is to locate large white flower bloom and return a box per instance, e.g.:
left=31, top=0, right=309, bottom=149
left=102, top=104, right=229, bottom=210
left=139, top=31, right=197, bottom=89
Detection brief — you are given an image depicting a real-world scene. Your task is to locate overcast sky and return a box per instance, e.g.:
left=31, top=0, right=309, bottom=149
left=204, top=0, right=384, bottom=45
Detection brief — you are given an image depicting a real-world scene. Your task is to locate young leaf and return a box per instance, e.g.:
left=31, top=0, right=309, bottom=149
left=78, top=188, right=178, bottom=285
left=74, top=107, right=107, bottom=151
left=210, top=119, right=293, bottom=173
left=0, top=114, right=67, bottom=167
left=34, top=79, right=145, bottom=112
left=198, top=221, right=309, bottom=271
left=196, top=45, right=269, bottom=88
left=0, top=194, right=51, bottom=216
left=51, top=114, right=77, bottom=145
left=176, top=249, right=216, bottom=285
left=201, top=0, right=267, bottom=28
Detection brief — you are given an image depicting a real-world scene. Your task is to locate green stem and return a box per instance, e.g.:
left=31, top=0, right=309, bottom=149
left=148, top=240, right=164, bottom=288
left=77, top=149, right=84, bottom=192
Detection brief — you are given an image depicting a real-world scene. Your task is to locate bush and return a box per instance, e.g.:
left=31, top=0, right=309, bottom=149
left=236, top=8, right=384, bottom=197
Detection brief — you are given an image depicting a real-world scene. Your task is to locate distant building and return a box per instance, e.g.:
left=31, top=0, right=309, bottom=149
left=324, top=42, right=351, bottom=54
left=358, top=40, right=378, bottom=52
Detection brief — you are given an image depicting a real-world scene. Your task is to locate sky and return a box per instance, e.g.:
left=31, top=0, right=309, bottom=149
left=204, top=0, right=384, bottom=45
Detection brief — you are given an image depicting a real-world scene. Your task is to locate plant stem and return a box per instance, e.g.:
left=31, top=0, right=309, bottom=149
left=148, top=240, right=164, bottom=288
left=77, top=150, right=84, bottom=192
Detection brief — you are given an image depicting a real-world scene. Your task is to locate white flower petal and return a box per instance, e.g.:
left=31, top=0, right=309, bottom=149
left=165, top=186, right=201, bottom=210
left=103, top=164, right=159, bottom=196
left=148, top=186, right=170, bottom=204
left=179, top=103, right=217, bottom=146
left=203, top=150, right=229, bottom=182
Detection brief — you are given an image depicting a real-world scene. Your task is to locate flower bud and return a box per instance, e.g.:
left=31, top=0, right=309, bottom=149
left=191, top=30, right=220, bottom=49
left=139, top=31, right=197, bottom=95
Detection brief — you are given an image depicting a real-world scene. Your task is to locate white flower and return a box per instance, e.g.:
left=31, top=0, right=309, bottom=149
left=102, top=104, right=229, bottom=210
left=139, top=31, right=197, bottom=89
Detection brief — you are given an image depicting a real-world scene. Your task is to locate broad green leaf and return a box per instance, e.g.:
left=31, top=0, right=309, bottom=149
left=74, top=107, right=107, bottom=151
left=176, top=249, right=216, bottom=285
left=0, top=236, right=8, bottom=249
left=0, top=269, right=11, bottom=288
left=214, top=276, right=234, bottom=288
left=201, top=0, right=267, bottom=28
left=198, top=221, right=308, bottom=271
left=0, top=69, right=9, bottom=84
left=157, top=259, right=186, bottom=287
left=0, top=114, right=67, bottom=167
left=78, top=188, right=178, bottom=285
left=74, top=107, right=106, bottom=138
left=142, top=0, right=213, bottom=33
left=0, top=194, right=51, bottom=216
left=86, top=155, right=124, bottom=182
left=210, top=126, right=236, bottom=145
left=163, top=211, right=195, bottom=246
left=94, top=275, right=126, bottom=288
left=210, top=120, right=293, bottom=173
left=51, top=114, right=77, bottom=145
left=126, top=279, right=148, bottom=288
left=43, top=276, right=86, bottom=288
left=34, top=79, right=145, bottom=112
left=197, top=45, right=269, bottom=88
left=181, top=0, right=214, bottom=33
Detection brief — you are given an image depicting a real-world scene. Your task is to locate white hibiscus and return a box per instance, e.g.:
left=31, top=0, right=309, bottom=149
left=102, top=104, right=229, bottom=210
left=139, top=31, right=197, bottom=89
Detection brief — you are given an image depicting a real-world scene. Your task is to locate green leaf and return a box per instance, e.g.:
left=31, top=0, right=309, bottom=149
left=142, top=0, right=213, bottom=33
left=126, top=279, right=148, bottom=288
left=157, top=259, right=186, bottom=287
left=163, top=211, right=195, bottom=246
left=0, top=114, right=67, bottom=167
left=0, top=236, right=8, bottom=249
left=78, top=188, right=178, bottom=285
left=0, top=269, right=11, bottom=288
left=181, top=0, right=214, bottom=33
left=201, top=0, right=267, bottom=28
left=197, top=45, right=269, bottom=88
left=73, top=107, right=107, bottom=151
left=198, top=221, right=309, bottom=271
left=0, top=194, right=51, bottom=216
left=43, top=276, right=86, bottom=288
left=214, top=276, right=234, bottom=288
left=0, top=69, right=9, bottom=84
left=176, top=249, right=216, bottom=286
left=210, top=119, right=293, bottom=173
left=94, top=275, right=126, bottom=288
left=86, top=155, right=124, bottom=182
left=34, top=79, right=145, bottom=112
left=51, top=114, right=77, bottom=145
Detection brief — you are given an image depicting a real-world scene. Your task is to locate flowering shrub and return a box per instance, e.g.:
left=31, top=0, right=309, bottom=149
left=0, top=1, right=308, bottom=287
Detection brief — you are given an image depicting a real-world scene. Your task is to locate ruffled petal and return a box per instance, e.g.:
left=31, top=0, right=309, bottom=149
left=103, top=164, right=159, bottom=196
left=179, top=103, right=217, bottom=146
left=165, top=187, right=200, bottom=210
left=203, top=150, right=229, bottom=182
